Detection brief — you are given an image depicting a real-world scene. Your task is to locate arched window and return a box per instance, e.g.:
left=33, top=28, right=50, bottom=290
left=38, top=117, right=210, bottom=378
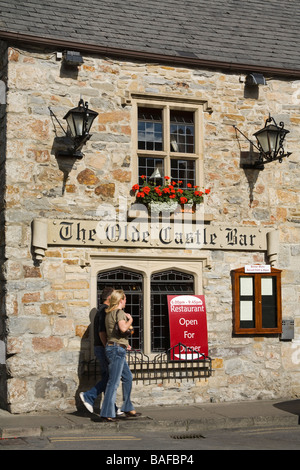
left=97, top=268, right=195, bottom=353
left=150, top=270, right=194, bottom=352
left=97, top=269, right=143, bottom=350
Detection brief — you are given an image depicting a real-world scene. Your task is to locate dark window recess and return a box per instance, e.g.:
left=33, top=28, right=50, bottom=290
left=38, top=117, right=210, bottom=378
left=138, top=107, right=163, bottom=151
left=151, top=270, right=194, bottom=352
left=97, top=269, right=143, bottom=351
left=262, top=276, right=277, bottom=328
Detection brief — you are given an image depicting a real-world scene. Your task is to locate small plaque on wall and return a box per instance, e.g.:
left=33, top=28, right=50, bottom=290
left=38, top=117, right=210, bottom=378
left=245, top=265, right=271, bottom=273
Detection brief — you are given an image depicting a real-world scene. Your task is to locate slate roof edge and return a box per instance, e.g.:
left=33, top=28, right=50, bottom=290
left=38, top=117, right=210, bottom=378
left=1, top=29, right=300, bottom=79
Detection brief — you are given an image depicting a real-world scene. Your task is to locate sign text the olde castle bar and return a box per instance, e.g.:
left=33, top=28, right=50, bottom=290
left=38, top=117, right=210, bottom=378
left=47, top=219, right=268, bottom=250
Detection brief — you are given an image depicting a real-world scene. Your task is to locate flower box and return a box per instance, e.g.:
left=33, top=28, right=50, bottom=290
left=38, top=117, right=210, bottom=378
left=131, top=176, right=210, bottom=213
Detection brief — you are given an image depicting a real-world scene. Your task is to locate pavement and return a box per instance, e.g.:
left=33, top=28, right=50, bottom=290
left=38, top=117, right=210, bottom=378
left=0, top=398, right=299, bottom=439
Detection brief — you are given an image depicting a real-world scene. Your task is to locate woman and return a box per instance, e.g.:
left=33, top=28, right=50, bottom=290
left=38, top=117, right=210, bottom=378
left=100, top=289, right=141, bottom=421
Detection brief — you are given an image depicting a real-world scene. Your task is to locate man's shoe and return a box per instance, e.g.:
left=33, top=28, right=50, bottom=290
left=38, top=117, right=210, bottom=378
left=79, top=392, right=94, bottom=414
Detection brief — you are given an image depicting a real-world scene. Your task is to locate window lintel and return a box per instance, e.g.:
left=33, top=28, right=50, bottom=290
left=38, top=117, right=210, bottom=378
left=122, top=91, right=212, bottom=113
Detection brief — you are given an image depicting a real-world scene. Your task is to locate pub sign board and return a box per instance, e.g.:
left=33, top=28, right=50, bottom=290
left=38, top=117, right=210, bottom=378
left=167, top=295, right=208, bottom=361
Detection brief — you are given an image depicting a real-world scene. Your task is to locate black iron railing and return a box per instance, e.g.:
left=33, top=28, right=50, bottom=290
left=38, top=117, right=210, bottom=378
left=82, top=343, right=212, bottom=384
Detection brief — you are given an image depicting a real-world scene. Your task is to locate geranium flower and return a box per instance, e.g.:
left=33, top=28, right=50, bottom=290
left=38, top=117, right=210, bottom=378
left=131, top=175, right=211, bottom=207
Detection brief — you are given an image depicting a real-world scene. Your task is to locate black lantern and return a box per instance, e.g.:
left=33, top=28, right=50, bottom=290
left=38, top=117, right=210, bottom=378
left=253, top=115, right=291, bottom=165
left=63, top=99, right=98, bottom=156
left=233, top=114, right=291, bottom=169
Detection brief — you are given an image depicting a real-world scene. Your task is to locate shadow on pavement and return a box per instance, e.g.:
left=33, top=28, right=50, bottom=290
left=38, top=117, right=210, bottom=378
left=273, top=399, right=300, bottom=424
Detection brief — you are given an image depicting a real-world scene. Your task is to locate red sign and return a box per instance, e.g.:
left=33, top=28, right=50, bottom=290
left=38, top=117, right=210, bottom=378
left=167, top=295, right=208, bottom=360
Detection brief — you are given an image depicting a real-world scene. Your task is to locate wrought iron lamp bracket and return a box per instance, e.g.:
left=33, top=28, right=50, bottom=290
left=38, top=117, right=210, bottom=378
left=233, top=115, right=291, bottom=170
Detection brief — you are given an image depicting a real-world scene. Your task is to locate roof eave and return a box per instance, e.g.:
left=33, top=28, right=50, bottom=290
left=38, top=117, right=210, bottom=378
left=1, top=30, right=300, bottom=78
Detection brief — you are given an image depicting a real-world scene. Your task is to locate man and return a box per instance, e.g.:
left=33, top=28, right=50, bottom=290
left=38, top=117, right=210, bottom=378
left=80, top=286, right=120, bottom=414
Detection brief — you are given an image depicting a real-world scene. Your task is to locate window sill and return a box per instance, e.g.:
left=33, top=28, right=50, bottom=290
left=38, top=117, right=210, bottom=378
left=127, top=207, right=213, bottom=223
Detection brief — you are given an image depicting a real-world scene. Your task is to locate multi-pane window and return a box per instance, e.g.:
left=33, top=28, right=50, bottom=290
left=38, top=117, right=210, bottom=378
left=97, top=268, right=195, bottom=353
left=136, top=100, right=202, bottom=189
left=97, top=269, right=143, bottom=351
left=151, top=270, right=194, bottom=352
left=138, top=108, right=163, bottom=151
left=232, top=267, right=282, bottom=335
left=171, top=159, right=195, bottom=189
left=170, top=110, right=194, bottom=154
left=138, top=157, right=164, bottom=187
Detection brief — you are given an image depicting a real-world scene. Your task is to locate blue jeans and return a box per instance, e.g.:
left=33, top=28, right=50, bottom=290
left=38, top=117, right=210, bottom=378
left=100, top=344, right=134, bottom=418
left=84, top=346, right=109, bottom=403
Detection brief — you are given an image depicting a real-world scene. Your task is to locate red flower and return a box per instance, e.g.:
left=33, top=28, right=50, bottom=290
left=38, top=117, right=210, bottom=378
left=136, top=191, right=145, bottom=198
left=163, top=187, right=170, bottom=193
left=187, top=183, right=192, bottom=188
left=177, top=188, right=183, bottom=194
left=141, top=175, right=147, bottom=179
left=205, top=188, right=211, bottom=194
left=132, top=184, right=139, bottom=191
left=194, top=191, right=203, bottom=196
left=169, top=194, right=176, bottom=199
left=180, top=197, right=188, bottom=204
left=143, top=186, right=151, bottom=194
left=164, top=176, right=170, bottom=180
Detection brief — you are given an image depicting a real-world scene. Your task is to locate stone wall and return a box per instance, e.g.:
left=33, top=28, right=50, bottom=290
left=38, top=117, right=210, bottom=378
left=0, top=41, right=8, bottom=409
left=1, top=43, right=299, bottom=412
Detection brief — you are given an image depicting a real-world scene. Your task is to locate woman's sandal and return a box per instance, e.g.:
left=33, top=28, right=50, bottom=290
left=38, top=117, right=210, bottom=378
left=101, top=417, right=118, bottom=422
left=125, top=411, right=142, bottom=418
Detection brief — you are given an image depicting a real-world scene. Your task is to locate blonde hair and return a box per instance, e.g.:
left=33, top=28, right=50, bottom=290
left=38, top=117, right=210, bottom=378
left=106, top=289, right=125, bottom=313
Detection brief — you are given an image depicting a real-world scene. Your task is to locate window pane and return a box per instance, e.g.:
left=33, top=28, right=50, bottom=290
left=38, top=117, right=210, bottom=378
left=171, top=159, right=195, bottom=188
left=240, top=300, right=253, bottom=321
left=170, top=110, right=194, bottom=153
left=240, top=277, right=253, bottom=296
left=138, top=107, right=163, bottom=151
left=138, top=157, right=164, bottom=185
left=261, top=277, right=277, bottom=328
left=239, top=276, right=255, bottom=329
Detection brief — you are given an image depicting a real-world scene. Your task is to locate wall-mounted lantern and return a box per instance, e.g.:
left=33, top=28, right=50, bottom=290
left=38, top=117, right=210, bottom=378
left=63, top=51, right=83, bottom=66
left=49, top=98, right=98, bottom=158
left=245, top=73, right=266, bottom=86
left=234, top=114, right=291, bottom=169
